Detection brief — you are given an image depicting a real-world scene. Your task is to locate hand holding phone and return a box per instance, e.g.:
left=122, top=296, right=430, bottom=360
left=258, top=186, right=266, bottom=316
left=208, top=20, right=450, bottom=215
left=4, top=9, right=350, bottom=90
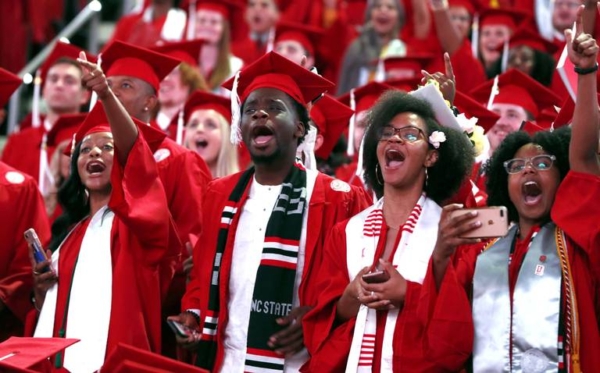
left=167, top=319, right=193, bottom=338
left=448, top=206, right=509, bottom=239
left=362, top=269, right=390, bottom=284
left=24, top=228, right=49, bottom=273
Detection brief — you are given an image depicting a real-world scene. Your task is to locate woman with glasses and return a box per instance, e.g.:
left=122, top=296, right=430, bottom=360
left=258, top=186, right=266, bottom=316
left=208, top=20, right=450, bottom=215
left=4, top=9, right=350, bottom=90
left=302, top=90, right=475, bottom=372
left=427, top=13, right=600, bottom=372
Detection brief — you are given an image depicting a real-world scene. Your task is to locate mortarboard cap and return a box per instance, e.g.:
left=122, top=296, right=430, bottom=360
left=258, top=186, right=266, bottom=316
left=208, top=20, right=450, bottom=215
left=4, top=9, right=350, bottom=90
left=275, top=22, right=325, bottom=57
left=102, top=41, right=182, bottom=92
left=338, top=81, right=394, bottom=114
left=507, top=26, right=559, bottom=54
left=519, top=120, right=548, bottom=135
left=47, top=113, right=87, bottom=148
left=310, top=94, right=354, bottom=159
left=448, top=0, right=475, bottom=14
left=553, top=93, right=600, bottom=129
left=39, top=42, right=97, bottom=84
left=183, top=90, right=231, bottom=123
left=469, top=69, right=562, bottom=119
left=382, top=54, right=434, bottom=79
left=479, top=8, right=531, bottom=31
left=102, top=343, right=209, bottom=373
left=151, top=39, right=205, bottom=67
left=222, top=51, right=335, bottom=106
left=0, top=337, right=79, bottom=372
left=182, top=0, right=243, bottom=19
left=0, top=68, right=22, bottom=107
left=454, top=90, right=500, bottom=133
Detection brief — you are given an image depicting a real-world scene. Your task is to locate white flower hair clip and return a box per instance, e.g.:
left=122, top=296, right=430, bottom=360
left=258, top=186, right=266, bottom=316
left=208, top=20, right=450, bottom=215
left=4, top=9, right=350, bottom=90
left=456, top=113, right=478, bottom=134
left=429, top=131, right=446, bottom=149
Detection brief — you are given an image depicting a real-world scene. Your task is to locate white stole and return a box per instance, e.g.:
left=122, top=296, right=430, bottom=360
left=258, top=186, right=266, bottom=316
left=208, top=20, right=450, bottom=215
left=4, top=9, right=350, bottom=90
left=344, top=196, right=441, bottom=373
left=35, top=206, right=115, bottom=373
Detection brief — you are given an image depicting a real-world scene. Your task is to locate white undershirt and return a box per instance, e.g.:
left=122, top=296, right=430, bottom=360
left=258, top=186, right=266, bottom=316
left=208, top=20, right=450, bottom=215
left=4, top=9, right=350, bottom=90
left=221, top=170, right=317, bottom=373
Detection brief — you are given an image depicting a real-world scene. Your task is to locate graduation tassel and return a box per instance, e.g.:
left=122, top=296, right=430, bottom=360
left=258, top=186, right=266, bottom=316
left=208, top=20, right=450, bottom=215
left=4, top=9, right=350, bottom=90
left=266, top=26, right=275, bottom=53
left=186, top=0, right=197, bottom=40
left=346, top=89, right=356, bottom=157
left=471, top=13, right=480, bottom=58
left=89, top=53, right=102, bottom=110
left=487, top=75, right=500, bottom=110
left=500, top=39, right=509, bottom=73
left=32, top=70, right=42, bottom=128
left=176, top=109, right=184, bottom=146
left=229, top=70, right=242, bottom=145
left=38, top=134, right=55, bottom=196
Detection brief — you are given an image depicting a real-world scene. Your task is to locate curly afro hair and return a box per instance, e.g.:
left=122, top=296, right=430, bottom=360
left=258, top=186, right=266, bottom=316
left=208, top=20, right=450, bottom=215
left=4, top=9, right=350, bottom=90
left=485, top=126, right=571, bottom=223
left=362, top=90, right=475, bottom=204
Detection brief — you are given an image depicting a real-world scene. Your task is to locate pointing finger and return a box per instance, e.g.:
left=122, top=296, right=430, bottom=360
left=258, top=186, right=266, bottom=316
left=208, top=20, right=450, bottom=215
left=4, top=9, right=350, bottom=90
left=444, top=52, right=455, bottom=81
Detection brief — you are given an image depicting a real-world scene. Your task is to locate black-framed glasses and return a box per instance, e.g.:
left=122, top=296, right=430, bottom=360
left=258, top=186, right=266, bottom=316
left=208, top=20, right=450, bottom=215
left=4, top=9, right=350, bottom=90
left=503, top=154, right=557, bottom=174
left=378, top=125, right=426, bottom=143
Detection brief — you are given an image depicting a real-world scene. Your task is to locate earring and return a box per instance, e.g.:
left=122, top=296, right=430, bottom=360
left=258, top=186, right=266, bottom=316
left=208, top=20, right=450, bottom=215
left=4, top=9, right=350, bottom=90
left=144, top=107, right=148, bottom=112
left=424, top=167, right=429, bottom=190
left=375, top=163, right=383, bottom=185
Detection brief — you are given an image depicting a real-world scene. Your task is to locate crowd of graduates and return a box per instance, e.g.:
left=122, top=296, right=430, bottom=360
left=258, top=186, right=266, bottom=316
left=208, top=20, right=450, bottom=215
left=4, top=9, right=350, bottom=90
left=0, top=0, right=599, bottom=372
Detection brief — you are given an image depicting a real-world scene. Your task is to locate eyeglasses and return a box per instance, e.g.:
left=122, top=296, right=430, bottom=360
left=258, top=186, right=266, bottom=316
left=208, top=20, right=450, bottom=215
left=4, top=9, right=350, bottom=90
left=503, top=154, right=557, bottom=174
left=378, top=125, right=426, bottom=143
left=553, top=1, right=581, bottom=10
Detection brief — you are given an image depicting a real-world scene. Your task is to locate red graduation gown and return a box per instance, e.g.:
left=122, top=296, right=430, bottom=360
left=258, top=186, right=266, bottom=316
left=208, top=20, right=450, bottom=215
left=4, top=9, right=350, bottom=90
left=424, top=171, right=600, bottom=371
left=181, top=171, right=370, bottom=371
left=106, top=11, right=168, bottom=48
left=47, top=132, right=177, bottom=358
left=302, top=218, right=473, bottom=372
left=1, top=127, right=47, bottom=181
left=0, top=162, right=51, bottom=341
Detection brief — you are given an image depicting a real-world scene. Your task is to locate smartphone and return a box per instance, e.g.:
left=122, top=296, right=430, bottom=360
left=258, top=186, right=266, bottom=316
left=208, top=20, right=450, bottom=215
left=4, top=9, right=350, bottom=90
left=167, top=319, right=192, bottom=338
left=24, top=228, right=49, bottom=273
left=362, top=270, right=390, bottom=284
left=449, top=206, right=509, bottom=239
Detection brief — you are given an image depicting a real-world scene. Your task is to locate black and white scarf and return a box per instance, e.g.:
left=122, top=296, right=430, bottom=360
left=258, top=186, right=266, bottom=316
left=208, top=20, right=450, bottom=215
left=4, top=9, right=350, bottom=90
left=196, top=165, right=307, bottom=372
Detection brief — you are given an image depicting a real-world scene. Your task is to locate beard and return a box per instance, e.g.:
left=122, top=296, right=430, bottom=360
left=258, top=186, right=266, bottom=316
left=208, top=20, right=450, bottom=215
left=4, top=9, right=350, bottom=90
left=250, top=145, right=283, bottom=165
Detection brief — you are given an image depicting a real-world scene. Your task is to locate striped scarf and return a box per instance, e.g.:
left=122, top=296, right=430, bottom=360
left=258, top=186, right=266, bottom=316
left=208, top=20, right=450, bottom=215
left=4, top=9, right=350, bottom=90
left=196, top=165, right=307, bottom=371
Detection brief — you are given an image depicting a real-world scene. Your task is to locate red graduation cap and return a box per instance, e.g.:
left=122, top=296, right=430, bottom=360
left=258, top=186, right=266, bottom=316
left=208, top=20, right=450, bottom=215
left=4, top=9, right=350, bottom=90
left=448, top=0, right=475, bottom=14
left=385, top=77, right=422, bottom=92
left=0, top=68, right=22, bottom=107
left=338, top=81, right=394, bottom=114
left=183, top=90, right=231, bottom=123
left=222, top=51, right=335, bottom=106
left=310, top=94, right=354, bottom=159
left=478, top=7, right=531, bottom=31
left=181, top=0, right=243, bottom=19
left=102, top=343, right=208, bottom=373
left=47, top=113, right=87, bottom=148
left=151, top=39, right=205, bottom=67
left=454, top=90, right=501, bottom=133
left=0, top=337, right=79, bottom=372
left=553, top=93, right=600, bottom=128
left=102, top=41, right=182, bottom=92
left=519, top=120, right=548, bottom=135
left=507, top=26, right=559, bottom=55
left=382, top=54, right=434, bottom=79
left=39, top=42, right=97, bottom=84
left=469, top=69, right=562, bottom=119
left=537, top=107, right=559, bottom=130
left=275, top=21, right=325, bottom=57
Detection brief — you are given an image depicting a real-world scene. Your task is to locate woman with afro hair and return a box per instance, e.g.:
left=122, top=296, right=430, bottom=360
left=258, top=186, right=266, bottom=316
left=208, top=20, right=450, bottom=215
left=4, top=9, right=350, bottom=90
left=302, top=90, right=475, bottom=372
left=427, top=14, right=600, bottom=372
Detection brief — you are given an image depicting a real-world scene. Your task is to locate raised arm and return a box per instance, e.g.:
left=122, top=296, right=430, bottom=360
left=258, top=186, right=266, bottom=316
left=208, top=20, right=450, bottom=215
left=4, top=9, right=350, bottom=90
left=429, top=0, right=464, bottom=54
left=566, top=6, right=600, bottom=175
left=77, top=53, right=138, bottom=166
left=412, top=0, right=432, bottom=39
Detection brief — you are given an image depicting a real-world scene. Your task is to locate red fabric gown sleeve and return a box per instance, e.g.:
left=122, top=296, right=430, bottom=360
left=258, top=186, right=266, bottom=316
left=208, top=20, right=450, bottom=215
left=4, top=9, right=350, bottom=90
left=108, top=131, right=175, bottom=266
left=0, top=168, right=50, bottom=325
left=450, top=41, right=487, bottom=94
left=301, top=221, right=355, bottom=372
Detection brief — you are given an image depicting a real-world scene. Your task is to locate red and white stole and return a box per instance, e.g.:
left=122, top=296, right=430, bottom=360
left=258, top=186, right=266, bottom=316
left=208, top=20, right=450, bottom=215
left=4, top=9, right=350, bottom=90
left=344, top=195, right=441, bottom=372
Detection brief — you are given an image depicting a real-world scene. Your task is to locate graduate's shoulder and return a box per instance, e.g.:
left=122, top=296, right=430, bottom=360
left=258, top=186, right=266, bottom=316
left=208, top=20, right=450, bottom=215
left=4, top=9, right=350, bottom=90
left=0, top=161, right=37, bottom=189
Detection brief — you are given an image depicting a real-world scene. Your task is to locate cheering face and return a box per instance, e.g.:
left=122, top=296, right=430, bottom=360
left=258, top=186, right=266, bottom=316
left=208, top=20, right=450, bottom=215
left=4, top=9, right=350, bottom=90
left=246, top=0, right=279, bottom=34
left=552, top=0, right=581, bottom=33
left=195, top=9, right=224, bottom=44
left=488, top=103, right=529, bottom=153
left=507, top=143, right=560, bottom=225
left=77, top=132, right=114, bottom=195
left=159, top=68, right=190, bottom=107
left=240, top=87, right=303, bottom=164
left=376, top=112, right=435, bottom=190
left=43, top=63, right=88, bottom=113
left=370, top=0, right=400, bottom=36
left=479, top=24, right=511, bottom=64
left=449, top=6, right=471, bottom=40
left=184, top=109, right=224, bottom=166
left=108, top=76, right=155, bottom=121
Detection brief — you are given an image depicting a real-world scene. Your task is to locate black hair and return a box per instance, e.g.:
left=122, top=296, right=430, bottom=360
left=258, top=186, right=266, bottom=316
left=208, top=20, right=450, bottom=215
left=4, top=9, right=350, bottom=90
left=362, top=90, right=474, bottom=204
left=51, top=57, right=83, bottom=76
left=485, top=126, right=571, bottom=223
left=488, top=49, right=555, bottom=87
left=48, top=142, right=90, bottom=252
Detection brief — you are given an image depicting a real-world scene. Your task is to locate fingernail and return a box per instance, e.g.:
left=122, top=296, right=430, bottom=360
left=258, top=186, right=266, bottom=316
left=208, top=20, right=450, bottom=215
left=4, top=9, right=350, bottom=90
left=475, top=221, right=482, bottom=227
left=470, top=211, right=478, bottom=216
